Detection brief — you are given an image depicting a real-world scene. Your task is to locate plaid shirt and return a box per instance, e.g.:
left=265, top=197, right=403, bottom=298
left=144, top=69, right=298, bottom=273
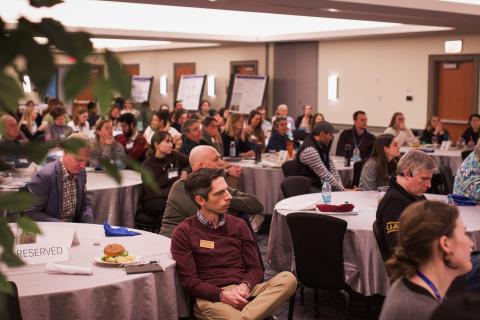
left=196, top=211, right=225, bottom=229
left=60, top=160, right=77, bottom=222
left=299, top=147, right=345, bottom=191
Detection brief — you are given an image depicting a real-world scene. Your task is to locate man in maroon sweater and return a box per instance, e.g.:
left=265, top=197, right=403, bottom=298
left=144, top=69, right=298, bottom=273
left=115, top=113, right=147, bottom=162
left=171, top=168, right=297, bottom=319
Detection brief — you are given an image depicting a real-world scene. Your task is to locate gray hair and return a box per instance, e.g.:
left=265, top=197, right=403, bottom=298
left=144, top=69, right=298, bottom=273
left=397, top=150, right=437, bottom=176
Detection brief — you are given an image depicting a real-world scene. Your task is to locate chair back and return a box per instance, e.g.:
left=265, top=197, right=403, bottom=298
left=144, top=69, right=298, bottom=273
left=281, top=176, right=311, bottom=198
left=286, top=212, right=347, bottom=290
left=282, top=160, right=297, bottom=177
left=462, top=149, right=473, bottom=160
left=3, top=281, right=23, bottom=320
left=372, top=220, right=391, bottom=262
left=438, top=165, right=454, bottom=195
left=352, top=160, right=366, bottom=188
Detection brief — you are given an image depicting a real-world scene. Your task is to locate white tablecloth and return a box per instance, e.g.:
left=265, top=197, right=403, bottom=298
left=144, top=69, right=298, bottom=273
left=5, top=222, right=188, bottom=320
left=400, top=147, right=464, bottom=174
left=228, top=156, right=353, bottom=215
left=86, top=170, right=142, bottom=227
left=267, top=191, right=480, bottom=296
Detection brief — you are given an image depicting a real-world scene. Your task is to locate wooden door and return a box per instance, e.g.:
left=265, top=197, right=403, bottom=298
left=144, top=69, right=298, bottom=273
left=73, top=65, right=104, bottom=112
left=123, top=64, right=139, bottom=77
left=174, top=63, right=195, bottom=102
left=230, top=61, right=258, bottom=75
left=431, top=56, right=479, bottom=142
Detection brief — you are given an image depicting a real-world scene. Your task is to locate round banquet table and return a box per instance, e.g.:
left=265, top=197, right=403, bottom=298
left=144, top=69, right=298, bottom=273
left=227, top=156, right=353, bottom=215
left=5, top=222, right=188, bottom=320
left=400, top=146, right=464, bottom=174
left=267, top=191, right=480, bottom=296
left=86, top=170, right=142, bottom=228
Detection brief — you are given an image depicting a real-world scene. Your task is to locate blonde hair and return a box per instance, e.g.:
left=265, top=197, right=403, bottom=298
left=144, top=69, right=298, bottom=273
left=223, top=113, right=243, bottom=138
left=19, top=105, right=35, bottom=131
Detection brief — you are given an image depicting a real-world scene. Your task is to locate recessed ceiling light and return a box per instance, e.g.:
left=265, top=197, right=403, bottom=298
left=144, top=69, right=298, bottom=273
left=327, top=8, right=340, bottom=12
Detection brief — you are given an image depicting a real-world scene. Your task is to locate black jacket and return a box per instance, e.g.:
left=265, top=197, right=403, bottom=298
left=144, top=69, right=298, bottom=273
left=376, top=177, right=426, bottom=256
left=335, top=127, right=376, bottom=159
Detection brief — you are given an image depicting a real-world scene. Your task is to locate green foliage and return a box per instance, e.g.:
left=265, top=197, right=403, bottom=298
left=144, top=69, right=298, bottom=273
left=125, top=158, right=160, bottom=193
left=99, top=157, right=122, bottom=184
left=30, top=0, right=63, bottom=8
left=0, top=192, right=40, bottom=212
left=104, top=50, right=132, bottom=99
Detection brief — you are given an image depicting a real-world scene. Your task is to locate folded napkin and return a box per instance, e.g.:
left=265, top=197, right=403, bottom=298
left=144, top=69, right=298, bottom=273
left=46, top=263, right=92, bottom=275
left=316, top=203, right=355, bottom=213
left=451, top=194, right=478, bottom=206
left=104, top=221, right=141, bottom=237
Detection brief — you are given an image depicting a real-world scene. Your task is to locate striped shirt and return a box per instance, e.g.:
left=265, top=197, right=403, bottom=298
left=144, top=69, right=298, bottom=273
left=196, top=211, right=225, bottom=229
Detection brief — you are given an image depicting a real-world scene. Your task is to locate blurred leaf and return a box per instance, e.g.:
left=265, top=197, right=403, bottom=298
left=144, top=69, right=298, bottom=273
left=0, top=73, right=24, bottom=113
left=0, top=140, right=54, bottom=164
left=0, top=220, right=15, bottom=249
left=94, top=79, right=113, bottom=116
left=99, top=158, right=122, bottom=184
left=59, top=137, right=87, bottom=155
left=0, top=192, right=40, bottom=212
left=1, top=249, right=24, bottom=267
left=17, top=217, right=42, bottom=235
left=125, top=158, right=159, bottom=193
left=30, top=0, right=63, bottom=7
left=63, top=62, right=91, bottom=101
left=0, top=273, right=13, bottom=295
left=104, top=50, right=131, bottom=98
left=66, top=32, right=93, bottom=60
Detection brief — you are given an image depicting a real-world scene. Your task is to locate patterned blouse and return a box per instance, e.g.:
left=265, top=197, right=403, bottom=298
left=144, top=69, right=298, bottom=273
left=453, top=151, right=480, bottom=200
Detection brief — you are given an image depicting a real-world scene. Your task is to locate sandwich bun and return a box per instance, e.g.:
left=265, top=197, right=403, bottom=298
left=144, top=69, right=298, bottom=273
left=103, top=244, right=125, bottom=257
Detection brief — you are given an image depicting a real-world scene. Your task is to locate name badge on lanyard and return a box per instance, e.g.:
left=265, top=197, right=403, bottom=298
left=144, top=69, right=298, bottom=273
left=167, top=164, right=178, bottom=179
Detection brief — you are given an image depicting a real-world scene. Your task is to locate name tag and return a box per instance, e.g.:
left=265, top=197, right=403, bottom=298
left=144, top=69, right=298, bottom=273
left=15, top=243, right=69, bottom=265
left=168, top=169, right=178, bottom=179
left=199, top=240, right=215, bottom=249
left=126, top=141, right=134, bottom=150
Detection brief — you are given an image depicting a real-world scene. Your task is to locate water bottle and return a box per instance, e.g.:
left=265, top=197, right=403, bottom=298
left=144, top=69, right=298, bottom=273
left=322, top=181, right=331, bottom=204
left=229, top=141, right=236, bottom=157
left=352, top=146, right=361, bottom=163
left=115, top=149, right=124, bottom=169
left=254, top=143, right=261, bottom=164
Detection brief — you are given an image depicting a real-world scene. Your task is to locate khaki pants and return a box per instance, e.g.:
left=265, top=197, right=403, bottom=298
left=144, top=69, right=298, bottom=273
left=194, top=271, right=297, bottom=320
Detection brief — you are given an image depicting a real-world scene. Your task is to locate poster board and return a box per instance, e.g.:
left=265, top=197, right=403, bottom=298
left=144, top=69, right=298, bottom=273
left=176, top=74, right=206, bottom=110
left=131, top=76, right=153, bottom=103
left=228, top=74, right=268, bottom=114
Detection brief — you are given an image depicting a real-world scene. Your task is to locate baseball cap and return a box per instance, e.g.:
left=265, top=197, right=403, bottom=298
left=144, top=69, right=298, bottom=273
left=313, top=121, right=339, bottom=135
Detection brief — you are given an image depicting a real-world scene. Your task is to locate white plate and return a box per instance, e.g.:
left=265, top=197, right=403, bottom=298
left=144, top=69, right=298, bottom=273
left=315, top=207, right=359, bottom=215
left=94, top=255, right=142, bottom=266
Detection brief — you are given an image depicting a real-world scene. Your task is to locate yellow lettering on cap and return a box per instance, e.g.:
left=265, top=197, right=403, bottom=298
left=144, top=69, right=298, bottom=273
left=386, top=221, right=399, bottom=234
left=200, top=240, right=215, bottom=249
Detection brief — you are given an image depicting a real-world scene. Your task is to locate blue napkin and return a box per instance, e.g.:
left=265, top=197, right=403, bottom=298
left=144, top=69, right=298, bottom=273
left=451, top=194, right=478, bottom=206
left=103, top=221, right=141, bottom=237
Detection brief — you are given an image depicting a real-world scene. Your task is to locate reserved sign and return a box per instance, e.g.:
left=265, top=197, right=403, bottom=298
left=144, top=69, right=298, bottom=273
left=16, top=243, right=69, bottom=265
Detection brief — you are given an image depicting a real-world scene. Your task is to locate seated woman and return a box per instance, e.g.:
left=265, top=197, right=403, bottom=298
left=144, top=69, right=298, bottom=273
left=379, top=201, right=473, bottom=320
left=45, top=106, right=73, bottom=141
left=221, top=113, right=254, bottom=157
left=453, top=141, right=480, bottom=200
left=170, top=108, right=187, bottom=133
left=246, top=110, right=266, bottom=151
left=421, top=115, right=450, bottom=144
left=266, top=117, right=289, bottom=152
left=197, top=99, right=211, bottom=121
left=384, top=112, right=418, bottom=146
left=461, top=113, right=480, bottom=147
left=141, top=131, right=189, bottom=221
left=272, top=104, right=295, bottom=137
left=90, top=119, right=126, bottom=169
left=120, top=99, right=140, bottom=118
left=67, top=107, right=90, bottom=134
left=109, top=105, right=122, bottom=131
left=19, top=101, right=46, bottom=141
left=295, top=104, right=313, bottom=133
left=359, top=134, right=399, bottom=190
left=310, top=113, right=325, bottom=132
left=143, top=111, right=181, bottom=148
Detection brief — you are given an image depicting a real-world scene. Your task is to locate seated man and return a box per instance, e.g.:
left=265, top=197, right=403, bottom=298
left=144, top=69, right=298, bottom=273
left=202, top=116, right=223, bottom=157
left=295, top=121, right=345, bottom=191
left=171, top=168, right=296, bottom=319
left=179, top=119, right=209, bottom=156
left=161, top=145, right=261, bottom=238
left=0, top=114, right=29, bottom=168
left=453, top=141, right=480, bottom=201
left=115, top=112, right=147, bottom=162
left=376, top=150, right=436, bottom=255
left=24, top=133, right=93, bottom=223
left=335, top=110, right=376, bottom=160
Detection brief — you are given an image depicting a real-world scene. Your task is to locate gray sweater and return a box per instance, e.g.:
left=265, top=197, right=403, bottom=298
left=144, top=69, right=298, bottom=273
left=359, top=158, right=390, bottom=191
left=379, top=278, right=440, bottom=320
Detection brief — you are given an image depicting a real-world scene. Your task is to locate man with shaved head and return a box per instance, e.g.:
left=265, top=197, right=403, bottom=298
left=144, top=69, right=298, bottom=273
left=160, top=145, right=263, bottom=238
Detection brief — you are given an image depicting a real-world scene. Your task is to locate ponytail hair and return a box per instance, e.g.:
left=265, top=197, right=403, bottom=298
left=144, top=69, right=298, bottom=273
left=146, top=131, right=172, bottom=158
left=386, top=200, right=458, bottom=280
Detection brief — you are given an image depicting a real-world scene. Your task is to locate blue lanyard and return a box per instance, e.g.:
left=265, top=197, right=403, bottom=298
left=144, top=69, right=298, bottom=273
left=351, top=129, right=366, bottom=149
left=416, top=271, right=443, bottom=302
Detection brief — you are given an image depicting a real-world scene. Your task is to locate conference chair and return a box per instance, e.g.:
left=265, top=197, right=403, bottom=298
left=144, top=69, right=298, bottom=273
left=3, top=281, right=23, bottom=320
left=134, top=188, right=161, bottom=233
left=286, top=212, right=351, bottom=320
left=281, top=176, right=311, bottom=198
left=352, top=160, right=366, bottom=188
left=438, top=165, right=454, bottom=195
left=281, top=160, right=296, bottom=177
left=462, top=149, right=473, bottom=160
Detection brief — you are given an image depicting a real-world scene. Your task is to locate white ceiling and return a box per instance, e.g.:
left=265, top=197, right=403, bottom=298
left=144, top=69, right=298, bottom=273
left=3, top=0, right=480, bottom=51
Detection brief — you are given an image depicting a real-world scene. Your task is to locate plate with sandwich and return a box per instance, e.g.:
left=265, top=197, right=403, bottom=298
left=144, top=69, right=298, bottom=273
left=94, top=243, right=141, bottom=265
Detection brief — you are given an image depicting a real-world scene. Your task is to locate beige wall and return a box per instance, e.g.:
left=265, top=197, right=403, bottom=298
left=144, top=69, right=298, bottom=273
left=318, top=33, right=480, bottom=129
left=116, top=44, right=266, bottom=110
